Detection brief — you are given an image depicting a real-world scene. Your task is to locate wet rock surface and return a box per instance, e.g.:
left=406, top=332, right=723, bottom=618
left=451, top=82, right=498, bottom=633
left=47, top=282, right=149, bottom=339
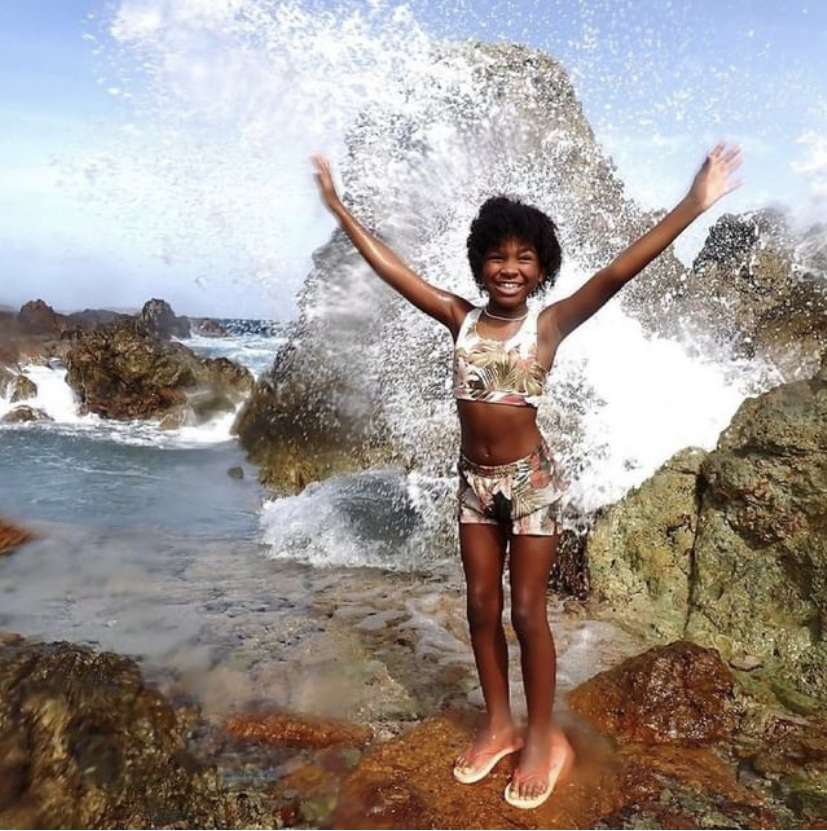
left=0, top=636, right=251, bottom=829
left=0, top=518, right=33, bottom=556
left=332, top=714, right=782, bottom=830
left=568, top=641, right=740, bottom=746
left=1, top=612, right=822, bottom=829
left=626, top=209, right=827, bottom=381
left=1, top=405, right=53, bottom=423
left=63, top=319, right=252, bottom=421
left=584, top=352, right=827, bottom=703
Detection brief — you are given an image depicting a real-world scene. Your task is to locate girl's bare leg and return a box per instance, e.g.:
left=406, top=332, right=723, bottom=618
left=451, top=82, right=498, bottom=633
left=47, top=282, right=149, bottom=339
left=507, top=532, right=572, bottom=801
left=454, top=522, right=521, bottom=776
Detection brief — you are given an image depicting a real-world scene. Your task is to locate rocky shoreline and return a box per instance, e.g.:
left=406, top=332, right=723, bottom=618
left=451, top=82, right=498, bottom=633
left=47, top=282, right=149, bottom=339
left=0, top=594, right=824, bottom=829
left=0, top=298, right=252, bottom=428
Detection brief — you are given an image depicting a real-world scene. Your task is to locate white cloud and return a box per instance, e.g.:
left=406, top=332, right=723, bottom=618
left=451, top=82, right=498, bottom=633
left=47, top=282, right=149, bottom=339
left=791, top=131, right=827, bottom=204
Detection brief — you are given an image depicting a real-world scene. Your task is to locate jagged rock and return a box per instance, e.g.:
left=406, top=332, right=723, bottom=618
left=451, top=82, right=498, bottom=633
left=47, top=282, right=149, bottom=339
left=17, top=299, right=68, bottom=337
left=190, top=317, right=227, bottom=338
left=0, top=519, right=33, bottom=555
left=1, top=406, right=52, bottom=424
left=9, top=374, right=36, bottom=403
left=585, top=353, right=827, bottom=702
left=0, top=636, right=250, bottom=829
left=567, top=641, right=740, bottom=745
left=627, top=210, right=827, bottom=380
left=586, top=447, right=707, bottom=640
left=139, top=298, right=191, bottom=339
left=686, top=350, right=827, bottom=698
left=64, top=320, right=252, bottom=421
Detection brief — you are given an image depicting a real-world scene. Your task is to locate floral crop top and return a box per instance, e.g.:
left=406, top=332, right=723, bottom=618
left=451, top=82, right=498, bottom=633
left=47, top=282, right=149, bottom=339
left=453, top=307, right=548, bottom=408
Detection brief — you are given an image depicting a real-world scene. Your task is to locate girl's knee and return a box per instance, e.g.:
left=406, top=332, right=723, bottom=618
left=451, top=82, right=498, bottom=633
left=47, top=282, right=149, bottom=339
left=510, top=598, right=550, bottom=641
left=466, top=588, right=503, bottom=632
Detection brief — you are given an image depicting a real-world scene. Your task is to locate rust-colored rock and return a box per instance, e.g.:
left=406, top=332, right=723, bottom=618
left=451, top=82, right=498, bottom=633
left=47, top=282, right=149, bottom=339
left=0, top=518, right=33, bottom=555
left=332, top=713, right=776, bottom=829
left=567, top=641, right=740, bottom=745
left=225, top=710, right=373, bottom=748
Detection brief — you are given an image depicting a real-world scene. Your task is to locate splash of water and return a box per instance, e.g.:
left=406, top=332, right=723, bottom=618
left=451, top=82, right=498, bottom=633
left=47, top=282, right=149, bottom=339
left=91, top=0, right=798, bottom=568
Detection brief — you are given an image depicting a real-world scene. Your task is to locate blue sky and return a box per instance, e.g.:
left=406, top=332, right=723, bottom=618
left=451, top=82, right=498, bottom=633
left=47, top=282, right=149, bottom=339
left=1, top=0, right=825, bottom=317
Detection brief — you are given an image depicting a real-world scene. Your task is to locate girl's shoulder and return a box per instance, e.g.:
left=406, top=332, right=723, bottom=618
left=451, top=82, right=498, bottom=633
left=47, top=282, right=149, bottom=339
left=536, top=302, right=565, bottom=347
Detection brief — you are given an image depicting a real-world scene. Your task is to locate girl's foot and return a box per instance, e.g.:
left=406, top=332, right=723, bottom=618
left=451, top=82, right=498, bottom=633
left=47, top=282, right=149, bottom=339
left=453, top=725, right=523, bottom=785
left=504, top=727, right=573, bottom=809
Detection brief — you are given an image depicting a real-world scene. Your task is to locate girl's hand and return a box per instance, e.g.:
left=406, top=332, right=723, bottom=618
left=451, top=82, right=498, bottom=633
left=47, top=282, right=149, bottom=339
left=312, top=154, right=343, bottom=212
left=687, top=141, right=743, bottom=212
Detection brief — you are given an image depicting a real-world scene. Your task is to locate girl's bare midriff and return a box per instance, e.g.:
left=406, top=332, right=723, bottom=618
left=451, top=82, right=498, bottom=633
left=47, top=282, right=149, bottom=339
left=457, top=399, right=544, bottom=464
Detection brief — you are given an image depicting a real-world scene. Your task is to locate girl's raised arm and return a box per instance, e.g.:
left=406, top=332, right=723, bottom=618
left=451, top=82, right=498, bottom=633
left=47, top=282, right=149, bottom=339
left=312, top=155, right=470, bottom=334
left=549, top=142, right=743, bottom=341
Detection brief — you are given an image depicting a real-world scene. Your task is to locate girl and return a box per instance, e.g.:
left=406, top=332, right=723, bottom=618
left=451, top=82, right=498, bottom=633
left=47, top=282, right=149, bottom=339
left=312, top=143, right=741, bottom=809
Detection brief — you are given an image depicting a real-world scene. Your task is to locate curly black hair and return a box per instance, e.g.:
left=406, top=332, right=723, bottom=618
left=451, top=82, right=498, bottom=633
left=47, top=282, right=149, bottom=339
left=466, top=196, right=562, bottom=294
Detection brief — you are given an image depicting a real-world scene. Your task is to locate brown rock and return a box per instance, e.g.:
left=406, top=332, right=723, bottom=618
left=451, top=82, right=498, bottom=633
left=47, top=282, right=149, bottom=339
left=333, top=713, right=775, bottom=829
left=1, top=406, right=52, bottom=424
left=224, top=711, right=373, bottom=748
left=140, top=298, right=191, bottom=339
left=567, top=641, right=740, bottom=746
left=191, top=318, right=227, bottom=338
left=0, top=519, right=33, bottom=555
left=17, top=299, right=68, bottom=336
left=0, top=637, right=246, bottom=829
left=64, top=320, right=252, bottom=421
left=9, top=374, right=36, bottom=402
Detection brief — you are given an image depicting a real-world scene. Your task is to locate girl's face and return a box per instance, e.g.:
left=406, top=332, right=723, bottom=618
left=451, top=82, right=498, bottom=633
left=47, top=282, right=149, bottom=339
left=480, top=237, right=545, bottom=309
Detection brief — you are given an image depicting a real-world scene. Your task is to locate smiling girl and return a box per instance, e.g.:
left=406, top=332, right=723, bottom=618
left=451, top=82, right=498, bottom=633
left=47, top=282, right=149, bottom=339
left=312, top=143, right=741, bottom=810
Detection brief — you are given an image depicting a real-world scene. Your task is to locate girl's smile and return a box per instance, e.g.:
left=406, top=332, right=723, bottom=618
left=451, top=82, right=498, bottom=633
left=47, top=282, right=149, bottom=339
left=481, top=238, right=544, bottom=309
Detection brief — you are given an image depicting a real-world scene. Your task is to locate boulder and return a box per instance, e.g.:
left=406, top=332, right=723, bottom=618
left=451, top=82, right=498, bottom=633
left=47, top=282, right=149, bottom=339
left=9, top=374, right=36, bottom=403
left=0, top=636, right=246, bottom=829
left=627, top=210, right=827, bottom=381
left=139, top=298, right=191, bottom=339
left=1, top=406, right=52, bottom=424
left=190, top=317, right=227, bottom=338
left=585, top=352, right=827, bottom=702
left=64, top=320, right=252, bottom=422
left=586, top=447, right=706, bottom=640
left=235, top=41, right=684, bottom=492
left=686, top=351, right=827, bottom=698
left=17, top=300, right=68, bottom=337
left=567, top=641, right=740, bottom=746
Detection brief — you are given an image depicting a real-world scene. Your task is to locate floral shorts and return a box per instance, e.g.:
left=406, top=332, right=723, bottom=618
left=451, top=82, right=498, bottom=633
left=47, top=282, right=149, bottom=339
left=457, top=441, right=566, bottom=536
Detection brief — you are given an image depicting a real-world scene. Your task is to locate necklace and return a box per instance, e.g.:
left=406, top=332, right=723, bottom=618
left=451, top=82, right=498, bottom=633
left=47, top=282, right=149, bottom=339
left=483, top=306, right=529, bottom=322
